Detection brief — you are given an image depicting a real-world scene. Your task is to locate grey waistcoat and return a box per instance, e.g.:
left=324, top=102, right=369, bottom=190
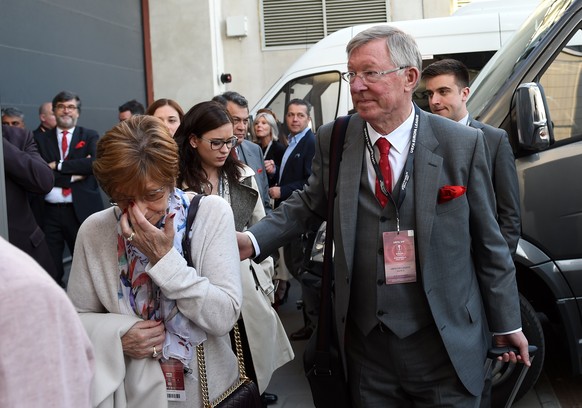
left=348, top=156, right=433, bottom=338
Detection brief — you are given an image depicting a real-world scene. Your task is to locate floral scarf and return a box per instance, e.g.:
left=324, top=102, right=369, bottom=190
left=117, top=188, right=206, bottom=366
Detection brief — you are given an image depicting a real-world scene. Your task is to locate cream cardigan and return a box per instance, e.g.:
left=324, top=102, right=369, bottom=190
left=68, top=195, right=243, bottom=407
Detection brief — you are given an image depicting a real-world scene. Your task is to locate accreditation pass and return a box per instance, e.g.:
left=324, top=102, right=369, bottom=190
left=160, top=359, right=187, bottom=402
left=383, top=230, right=417, bottom=284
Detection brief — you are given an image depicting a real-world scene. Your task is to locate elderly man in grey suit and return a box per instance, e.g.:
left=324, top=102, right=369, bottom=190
left=422, top=58, right=521, bottom=256
left=238, top=25, right=530, bottom=407
left=213, top=91, right=272, bottom=215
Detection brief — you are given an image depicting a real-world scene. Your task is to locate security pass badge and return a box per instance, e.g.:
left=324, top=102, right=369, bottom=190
left=383, top=230, right=417, bottom=284
left=160, top=358, right=186, bottom=401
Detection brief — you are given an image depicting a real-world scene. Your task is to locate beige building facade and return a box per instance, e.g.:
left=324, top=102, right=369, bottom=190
left=147, top=0, right=454, bottom=111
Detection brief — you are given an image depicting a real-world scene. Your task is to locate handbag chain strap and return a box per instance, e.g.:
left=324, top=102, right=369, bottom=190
left=197, top=322, right=248, bottom=407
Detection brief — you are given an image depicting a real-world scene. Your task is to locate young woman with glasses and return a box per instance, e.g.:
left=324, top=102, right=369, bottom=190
left=174, top=101, right=294, bottom=400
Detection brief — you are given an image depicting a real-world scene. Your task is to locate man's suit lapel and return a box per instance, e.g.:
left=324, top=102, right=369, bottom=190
left=68, top=127, right=81, bottom=159
left=239, top=141, right=252, bottom=164
left=467, top=115, right=482, bottom=130
left=289, top=130, right=309, bottom=156
left=338, top=116, right=365, bottom=277
left=413, top=112, right=442, bottom=271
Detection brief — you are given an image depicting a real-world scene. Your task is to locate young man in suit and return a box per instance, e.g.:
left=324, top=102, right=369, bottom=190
left=239, top=25, right=529, bottom=406
left=271, top=99, right=318, bottom=341
left=34, top=91, right=103, bottom=287
left=269, top=99, right=316, bottom=207
left=422, top=58, right=521, bottom=256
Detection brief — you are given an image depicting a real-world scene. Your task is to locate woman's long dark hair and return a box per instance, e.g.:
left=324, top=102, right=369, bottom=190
left=174, top=101, right=243, bottom=193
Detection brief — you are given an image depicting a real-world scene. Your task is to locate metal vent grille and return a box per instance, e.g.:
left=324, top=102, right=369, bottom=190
left=326, top=0, right=388, bottom=34
left=261, top=0, right=388, bottom=48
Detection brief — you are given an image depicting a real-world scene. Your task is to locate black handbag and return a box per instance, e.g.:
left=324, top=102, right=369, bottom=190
left=184, top=194, right=262, bottom=408
left=303, top=115, right=352, bottom=408
left=197, top=323, right=262, bottom=408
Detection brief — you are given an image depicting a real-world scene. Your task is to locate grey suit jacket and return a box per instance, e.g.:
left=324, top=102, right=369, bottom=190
left=249, top=110, right=521, bottom=396
left=469, top=117, right=521, bottom=256
left=238, top=139, right=272, bottom=214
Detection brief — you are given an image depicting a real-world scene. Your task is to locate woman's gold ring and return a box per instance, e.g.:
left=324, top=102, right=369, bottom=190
left=152, top=346, right=158, bottom=358
left=127, top=231, right=135, bottom=242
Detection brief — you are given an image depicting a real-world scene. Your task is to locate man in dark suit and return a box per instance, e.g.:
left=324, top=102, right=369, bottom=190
left=239, top=26, right=529, bottom=406
left=2, top=124, right=57, bottom=277
left=422, top=58, right=521, bottom=256
left=271, top=99, right=317, bottom=340
left=34, top=91, right=103, bottom=287
left=270, top=99, right=316, bottom=208
left=213, top=91, right=272, bottom=215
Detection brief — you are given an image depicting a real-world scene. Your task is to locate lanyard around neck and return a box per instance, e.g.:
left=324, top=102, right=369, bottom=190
left=363, top=105, right=419, bottom=232
left=263, top=139, right=273, bottom=158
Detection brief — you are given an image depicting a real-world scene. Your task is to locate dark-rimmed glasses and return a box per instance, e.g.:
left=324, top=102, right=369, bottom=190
left=55, top=104, right=79, bottom=112
left=200, top=136, right=238, bottom=150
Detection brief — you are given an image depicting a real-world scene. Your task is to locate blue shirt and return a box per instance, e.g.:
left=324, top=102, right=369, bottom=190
left=279, top=127, right=310, bottom=183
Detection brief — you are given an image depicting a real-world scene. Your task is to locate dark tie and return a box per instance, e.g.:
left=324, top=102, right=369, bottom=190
left=231, top=146, right=239, bottom=160
left=375, top=138, right=391, bottom=207
left=61, top=130, right=72, bottom=197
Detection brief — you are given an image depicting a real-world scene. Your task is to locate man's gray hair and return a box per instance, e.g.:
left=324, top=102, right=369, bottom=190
left=346, top=25, right=423, bottom=84
left=1, top=106, right=24, bottom=120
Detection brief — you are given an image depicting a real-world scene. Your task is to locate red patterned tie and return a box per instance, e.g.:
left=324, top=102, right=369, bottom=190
left=375, top=138, right=392, bottom=207
left=61, top=130, right=72, bottom=197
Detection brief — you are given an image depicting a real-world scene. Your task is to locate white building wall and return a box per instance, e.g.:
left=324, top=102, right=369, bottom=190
left=148, top=0, right=452, bottom=111
left=149, top=0, right=223, bottom=110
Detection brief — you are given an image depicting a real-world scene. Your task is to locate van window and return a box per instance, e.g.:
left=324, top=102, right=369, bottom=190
left=264, top=72, right=341, bottom=132
left=468, top=0, right=567, bottom=117
left=539, top=28, right=582, bottom=143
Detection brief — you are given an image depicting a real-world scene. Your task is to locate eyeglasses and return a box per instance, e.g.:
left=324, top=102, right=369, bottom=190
left=55, top=104, right=79, bottom=112
left=200, top=136, right=238, bottom=150
left=341, top=66, right=408, bottom=84
left=109, top=186, right=167, bottom=206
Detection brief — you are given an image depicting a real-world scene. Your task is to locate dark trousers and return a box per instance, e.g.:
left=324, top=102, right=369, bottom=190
left=284, top=232, right=319, bottom=329
left=43, top=203, right=80, bottom=287
left=345, top=319, right=481, bottom=408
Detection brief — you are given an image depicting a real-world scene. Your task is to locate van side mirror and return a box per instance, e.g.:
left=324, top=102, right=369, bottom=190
left=511, top=82, right=553, bottom=152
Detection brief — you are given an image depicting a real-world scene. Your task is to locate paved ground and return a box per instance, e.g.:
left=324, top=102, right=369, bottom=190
left=265, top=279, right=563, bottom=407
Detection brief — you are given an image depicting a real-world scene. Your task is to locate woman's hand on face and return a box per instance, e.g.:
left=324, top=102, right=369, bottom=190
left=120, top=203, right=176, bottom=265
left=121, top=319, right=166, bottom=360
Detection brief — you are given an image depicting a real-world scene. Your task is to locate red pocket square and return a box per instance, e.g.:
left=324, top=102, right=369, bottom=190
left=75, top=141, right=86, bottom=149
left=438, top=185, right=466, bottom=204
